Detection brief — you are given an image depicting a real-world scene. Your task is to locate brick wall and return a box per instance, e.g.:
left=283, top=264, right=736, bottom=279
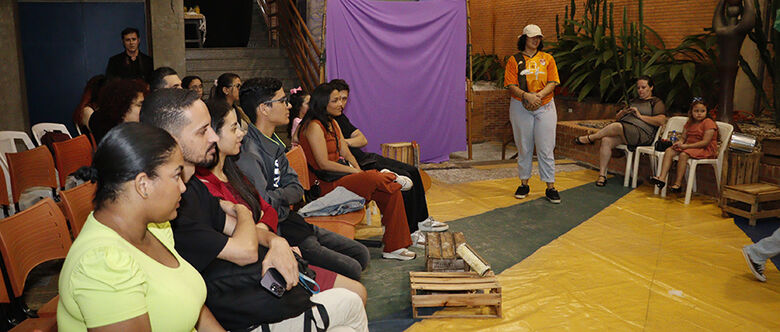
left=471, top=89, right=623, bottom=143
left=471, top=89, right=511, bottom=143
left=470, top=0, right=718, bottom=59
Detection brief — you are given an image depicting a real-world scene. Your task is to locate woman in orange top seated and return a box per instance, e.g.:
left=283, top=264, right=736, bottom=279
left=298, top=83, right=415, bottom=261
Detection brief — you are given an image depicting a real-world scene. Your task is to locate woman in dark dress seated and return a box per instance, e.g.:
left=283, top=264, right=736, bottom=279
left=574, top=75, right=667, bottom=186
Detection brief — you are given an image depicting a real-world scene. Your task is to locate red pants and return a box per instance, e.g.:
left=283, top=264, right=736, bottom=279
left=320, top=170, right=411, bottom=252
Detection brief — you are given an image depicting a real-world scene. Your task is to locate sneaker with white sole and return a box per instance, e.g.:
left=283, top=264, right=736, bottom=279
left=742, top=246, right=766, bottom=282
left=514, top=185, right=530, bottom=199
left=418, top=216, right=448, bottom=232
left=382, top=248, right=416, bottom=261
left=380, top=169, right=413, bottom=191
left=411, top=230, right=426, bottom=248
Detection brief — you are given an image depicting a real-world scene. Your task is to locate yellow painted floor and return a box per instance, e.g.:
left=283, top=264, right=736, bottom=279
left=406, top=167, right=780, bottom=331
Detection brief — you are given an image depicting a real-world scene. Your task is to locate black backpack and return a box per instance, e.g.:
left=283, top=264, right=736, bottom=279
left=40, top=130, right=70, bottom=162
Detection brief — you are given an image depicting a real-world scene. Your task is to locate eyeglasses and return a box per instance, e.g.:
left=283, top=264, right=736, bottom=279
left=229, top=83, right=242, bottom=90
left=264, top=96, right=289, bottom=105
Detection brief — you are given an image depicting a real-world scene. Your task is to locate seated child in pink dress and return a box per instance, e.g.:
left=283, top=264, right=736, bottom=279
left=650, top=98, right=718, bottom=193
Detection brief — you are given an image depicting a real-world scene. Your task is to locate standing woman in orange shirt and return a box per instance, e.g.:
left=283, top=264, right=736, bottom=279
left=504, top=24, right=561, bottom=203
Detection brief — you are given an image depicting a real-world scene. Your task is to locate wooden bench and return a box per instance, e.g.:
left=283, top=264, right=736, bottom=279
left=721, top=183, right=780, bottom=226
left=410, top=271, right=502, bottom=319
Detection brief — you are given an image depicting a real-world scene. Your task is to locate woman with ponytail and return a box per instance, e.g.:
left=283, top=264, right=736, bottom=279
left=58, top=123, right=224, bottom=331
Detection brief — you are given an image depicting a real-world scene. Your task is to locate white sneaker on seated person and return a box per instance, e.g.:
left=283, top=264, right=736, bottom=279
left=418, top=216, right=448, bottom=232
left=382, top=248, right=416, bottom=261
left=380, top=169, right=413, bottom=191
left=411, top=230, right=426, bottom=248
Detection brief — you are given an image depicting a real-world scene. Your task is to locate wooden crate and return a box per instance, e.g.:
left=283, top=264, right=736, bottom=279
left=426, top=232, right=468, bottom=272
left=721, top=150, right=763, bottom=189
left=381, top=141, right=420, bottom=167
left=410, top=271, right=502, bottom=319
left=762, top=137, right=780, bottom=157
left=721, top=183, right=780, bottom=226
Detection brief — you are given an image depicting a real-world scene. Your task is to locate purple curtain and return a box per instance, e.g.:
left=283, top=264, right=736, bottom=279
left=326, top=0, right=467, bottom=163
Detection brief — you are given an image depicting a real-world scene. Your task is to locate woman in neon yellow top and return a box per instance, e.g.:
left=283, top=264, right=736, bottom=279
left=57, top=123, right=224, bottom=331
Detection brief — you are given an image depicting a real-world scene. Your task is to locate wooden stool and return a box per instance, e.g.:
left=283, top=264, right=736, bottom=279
left=721, top=183, right=780, bottom=226
left=381, top=141, right=420, bottom=167
left=410, top=271, right=502, bottom=319
left=425, top=232, right=468, bottom=272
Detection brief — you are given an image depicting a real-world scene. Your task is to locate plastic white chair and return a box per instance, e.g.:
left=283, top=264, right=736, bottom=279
left=0, top=131, right=36, bottom=216
left=613, top=144, right=634, bottom=187
left=31, top=123, right=71, bottom=146
left=632, top=116, right=688, bottom=190
left=0, top=131, right=35, bottom=158
left=74, top=120, right=83, bottom=136
left=658, top=121, right=733, bottom=204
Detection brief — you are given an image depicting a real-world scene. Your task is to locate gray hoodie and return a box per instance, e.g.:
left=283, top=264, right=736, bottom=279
left=236, top=124, right=304, bottom=221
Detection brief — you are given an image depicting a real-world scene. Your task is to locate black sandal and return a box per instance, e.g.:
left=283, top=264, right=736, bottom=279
left=649, top=177, right=666, bottom=189
left=575, top=135, right=594, bottom=145
left=668, top=185, right=682, bottom=193
left=595, top=175, right=607, bottom=187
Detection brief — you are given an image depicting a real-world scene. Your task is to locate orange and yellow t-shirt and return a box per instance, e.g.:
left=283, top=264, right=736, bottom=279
left=504, top=51, right=560, bottom=106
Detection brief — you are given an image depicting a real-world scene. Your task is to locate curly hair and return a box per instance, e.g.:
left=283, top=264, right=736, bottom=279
left=97, top=79, right=149, bottom=125
left=73, top=75, right=106, bottom=129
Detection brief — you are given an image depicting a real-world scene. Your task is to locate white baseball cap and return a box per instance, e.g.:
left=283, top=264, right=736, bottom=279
left=519, top=24, right=543, bottom=38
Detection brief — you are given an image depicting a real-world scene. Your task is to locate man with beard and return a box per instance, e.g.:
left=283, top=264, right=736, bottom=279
left=140, top=88, right=367, bottom=331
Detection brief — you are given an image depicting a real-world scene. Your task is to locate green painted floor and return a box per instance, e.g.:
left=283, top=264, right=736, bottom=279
left=361, top=177, right=633, bottom=326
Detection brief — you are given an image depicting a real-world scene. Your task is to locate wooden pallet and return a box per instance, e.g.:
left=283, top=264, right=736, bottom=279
left=410, top=271, right=502, bottom=319
left=426, top=232, right=468, bottom=272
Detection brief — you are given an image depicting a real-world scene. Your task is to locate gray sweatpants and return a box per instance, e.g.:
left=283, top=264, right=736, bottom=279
left=509, top=98, right=557, bottom=183
left=745, top=226, right=780, bottom=266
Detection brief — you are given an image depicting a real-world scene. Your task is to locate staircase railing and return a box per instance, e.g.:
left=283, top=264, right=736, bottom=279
left=256, top=0, right=323, bottom=91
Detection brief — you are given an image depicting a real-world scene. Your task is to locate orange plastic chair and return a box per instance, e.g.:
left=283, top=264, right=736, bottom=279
left=52, top=135, right=93, bottom=190
left=8, top=315, right=57, bottom=332
left=0, top=198, right=71, bottom=319
left=59, top=181, right=96, bottom=238
left=285, top=146, right=365, bottom=239
left=5, top=146, right=58, bottom=211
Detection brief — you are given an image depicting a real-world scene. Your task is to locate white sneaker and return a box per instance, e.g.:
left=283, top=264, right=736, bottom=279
left=380, top=169, right=413, bottom=191
left=382, top=248, right=417, bottom=261
left=411, top=230, right=426, bottom=248
left=418, top=217, right=448, bottom=232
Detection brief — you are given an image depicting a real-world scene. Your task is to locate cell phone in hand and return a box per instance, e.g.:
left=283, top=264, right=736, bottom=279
left=260, top=268, right=286, bottom=298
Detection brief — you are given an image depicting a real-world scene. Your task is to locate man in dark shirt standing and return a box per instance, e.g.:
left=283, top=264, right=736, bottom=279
left=106, top=27, right=153, bottom=81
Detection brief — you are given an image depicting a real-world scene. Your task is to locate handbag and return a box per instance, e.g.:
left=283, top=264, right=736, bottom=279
left=655, top=139, right=673, bottom=152
left=308, top=158, right=351, bottom=182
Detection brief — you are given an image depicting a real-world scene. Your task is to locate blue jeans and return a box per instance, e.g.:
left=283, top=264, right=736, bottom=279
left=509, top=98, right=557, bottom=183
left=295, top=213, right=370, bottom=281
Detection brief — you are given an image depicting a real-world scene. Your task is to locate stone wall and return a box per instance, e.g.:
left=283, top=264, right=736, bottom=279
left=150, top=0, right=186, bottom=75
